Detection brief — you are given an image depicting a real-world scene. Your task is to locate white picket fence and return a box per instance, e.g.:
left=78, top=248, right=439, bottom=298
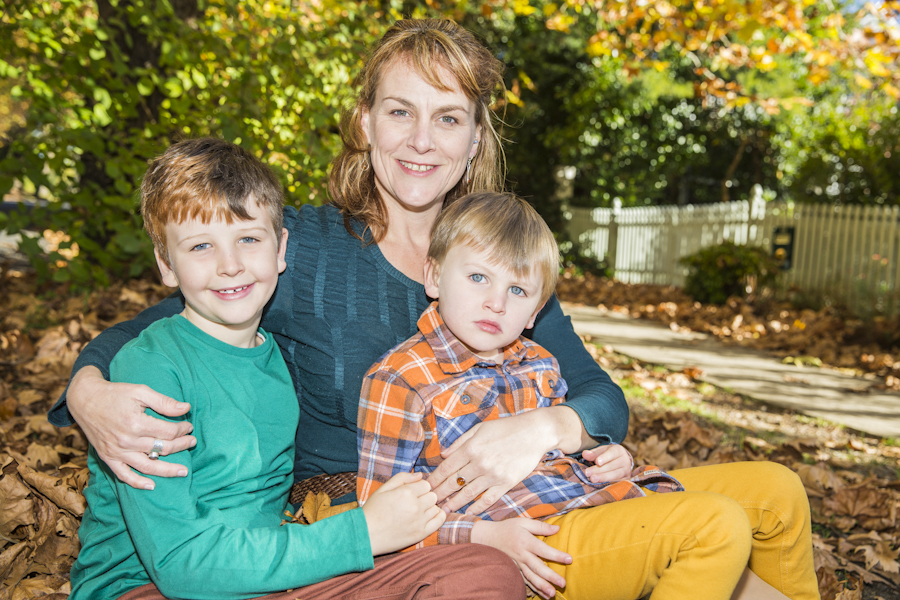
left=565, top=194, right=900, bottom=317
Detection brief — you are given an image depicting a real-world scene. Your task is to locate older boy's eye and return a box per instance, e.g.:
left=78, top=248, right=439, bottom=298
left=510, top=286, right=525, bottom=297
left=239, top=236, right=258, bottom=244
left=470, top=273, right=485, bottom=283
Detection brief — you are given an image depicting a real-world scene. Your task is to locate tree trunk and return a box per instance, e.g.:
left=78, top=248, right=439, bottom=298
left=721, top=136, right=750, bottom=203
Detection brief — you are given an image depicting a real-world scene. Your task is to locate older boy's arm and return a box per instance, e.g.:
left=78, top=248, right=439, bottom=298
left=114, top=353, right=373, bottom=597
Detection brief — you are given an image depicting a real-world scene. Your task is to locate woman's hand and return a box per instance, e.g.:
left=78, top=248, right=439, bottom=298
left=362, top=472, right=445, bottom=556
left=428, top=406, right=591, bottom=515
left=471, top=519, right=570, bottom=599
left=582, top=444, right=634, bottom=483
left=68, top=366, right=196, bottom=490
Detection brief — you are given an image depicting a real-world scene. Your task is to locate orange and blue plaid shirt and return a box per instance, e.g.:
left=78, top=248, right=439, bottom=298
left=357, top=302, right=682, bottom=549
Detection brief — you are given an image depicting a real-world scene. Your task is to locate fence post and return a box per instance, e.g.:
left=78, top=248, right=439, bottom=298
left=608, top=198, right=620, bottom=276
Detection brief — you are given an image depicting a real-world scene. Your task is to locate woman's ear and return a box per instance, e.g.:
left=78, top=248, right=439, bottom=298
left=469, top=125, right=483, bottom=160
left=360, top=105, right=371, bottom=146
left=423, top=258, right=441, bottom=299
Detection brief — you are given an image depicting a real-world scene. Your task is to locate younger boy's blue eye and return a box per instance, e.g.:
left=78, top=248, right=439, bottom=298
left=510, top=286, right=525, bottom=297
left=191, top=243, right=211, bottom=251
left=470, top=273, right=485, bottom=283
left=239, top=236, right=258, bottom=244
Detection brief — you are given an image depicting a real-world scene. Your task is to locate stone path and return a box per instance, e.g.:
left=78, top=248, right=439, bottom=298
left=562, top=303, right=900, bottom=439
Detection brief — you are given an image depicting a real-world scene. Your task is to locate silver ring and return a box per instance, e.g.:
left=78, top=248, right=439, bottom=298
left=148, top=439, right=164, bottom=460
left=456, top=475, right=466, bottom=488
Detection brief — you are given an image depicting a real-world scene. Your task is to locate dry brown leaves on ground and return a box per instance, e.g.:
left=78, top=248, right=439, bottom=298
left=557, top=271, right=900, bottom=391
left=1, top=266, right=899, bottom=599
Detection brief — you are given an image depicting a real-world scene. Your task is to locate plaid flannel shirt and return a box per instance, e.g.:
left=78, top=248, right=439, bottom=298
left=357, top=302, right=682, bottom=549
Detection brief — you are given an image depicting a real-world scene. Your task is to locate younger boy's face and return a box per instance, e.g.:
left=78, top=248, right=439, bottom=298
left=155, top=202, right=288, bottom=347
left=424, top=243, right=545, bottom=364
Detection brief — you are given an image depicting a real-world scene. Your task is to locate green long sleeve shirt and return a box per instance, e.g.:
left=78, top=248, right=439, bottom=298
left=69, top=316, right=373, bottom=600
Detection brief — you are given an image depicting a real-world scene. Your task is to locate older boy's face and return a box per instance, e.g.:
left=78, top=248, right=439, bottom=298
left=423, top=244, right=544, bottom=364
left=155, top=202, right=287, bottom=347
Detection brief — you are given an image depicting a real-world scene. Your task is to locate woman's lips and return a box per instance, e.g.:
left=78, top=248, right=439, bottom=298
left=398, top=159, right=436, bottom=173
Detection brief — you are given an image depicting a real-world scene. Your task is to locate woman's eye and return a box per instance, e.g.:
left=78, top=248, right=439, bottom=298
left=390, top=109, right=410, bottom=117
left=510, top=286, right=525, bottom=297
left=470, top=273, right=485, bottom=283
left=439, top=115, right=458, bottom=124
left=190, top=243, right=211, bottom=251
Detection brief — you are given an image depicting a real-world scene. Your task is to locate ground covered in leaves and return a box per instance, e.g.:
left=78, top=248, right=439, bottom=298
left=1, top=264, right=899, bottom=599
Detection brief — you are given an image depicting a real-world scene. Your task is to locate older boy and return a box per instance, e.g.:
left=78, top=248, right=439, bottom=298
left=356, top=192, right=682, bottom=593
left=71, top=139, right=523, bottom=600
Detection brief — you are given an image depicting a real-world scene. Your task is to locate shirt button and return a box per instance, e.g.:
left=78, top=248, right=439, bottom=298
left=461, top=395, right=471, bottom=404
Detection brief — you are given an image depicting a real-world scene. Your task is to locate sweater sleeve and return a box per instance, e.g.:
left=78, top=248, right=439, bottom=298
left=48, top=291, right=185, bottom=427
left=527, top=294, right=629, bottom=444
left=112, top=348, right=373, bottom=599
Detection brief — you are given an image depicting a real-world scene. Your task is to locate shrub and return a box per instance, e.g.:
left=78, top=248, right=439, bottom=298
left=680, top=241, right=781, bottom=305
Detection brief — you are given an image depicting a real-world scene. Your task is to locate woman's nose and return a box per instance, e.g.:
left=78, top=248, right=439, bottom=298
left=408, top=118, right=435, bottom=153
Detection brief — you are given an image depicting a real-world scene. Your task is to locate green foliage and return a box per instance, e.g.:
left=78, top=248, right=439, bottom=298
left=680, top=241, right=781, bottom=305
left=0, top=0, right=387, bottom=287
left=773, top=92, right=900, bottom=206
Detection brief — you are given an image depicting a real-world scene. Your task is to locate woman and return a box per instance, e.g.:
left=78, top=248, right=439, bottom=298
left=52, top=19, right=817, bottom=600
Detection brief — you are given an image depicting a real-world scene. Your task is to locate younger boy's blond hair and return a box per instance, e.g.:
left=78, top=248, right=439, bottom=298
left=428, top=192, right=559, bottom=305
left=140, top=137, right=284, bottom=265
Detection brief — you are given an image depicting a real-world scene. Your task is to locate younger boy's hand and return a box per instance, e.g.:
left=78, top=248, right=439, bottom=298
left=362, top=472, right=445, bottom=556
left=471, top=519, right=570, bottom=599
left=582, top=444, right=633, bottom=483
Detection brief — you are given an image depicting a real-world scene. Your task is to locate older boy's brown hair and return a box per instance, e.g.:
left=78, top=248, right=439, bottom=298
left=141, top=137, right=284, bottom=264
left=427, top=192, right=559, bottom=305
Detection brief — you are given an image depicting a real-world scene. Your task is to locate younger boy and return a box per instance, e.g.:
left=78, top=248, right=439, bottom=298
left=70, top=139, right=520, bottom=600
left=357, top=192, right=682, bottom=553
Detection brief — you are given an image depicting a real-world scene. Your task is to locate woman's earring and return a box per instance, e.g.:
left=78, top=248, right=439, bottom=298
left=466, top=157, right=473, bottom=185
left=362, top=152, right=370, bottom=171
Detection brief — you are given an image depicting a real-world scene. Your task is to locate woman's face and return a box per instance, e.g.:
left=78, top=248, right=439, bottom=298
left=361, top=59, right=481, bottom=217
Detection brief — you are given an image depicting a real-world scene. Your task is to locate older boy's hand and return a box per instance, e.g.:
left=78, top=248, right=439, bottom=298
left=582, top=444, right=634, bottom=483
left=471, top=519, right=570, bottom=599
left=68, top=366, right=196, bottom=490
left=362, top=472, right=445, bottom=556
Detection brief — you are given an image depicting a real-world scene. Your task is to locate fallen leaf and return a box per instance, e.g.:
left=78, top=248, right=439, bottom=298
left=855, top=541, right=900, bottom=574
left=16, top=466, right=86, bottom=517
left=301, top=492, right=357, bottom=525
left=0, top=475, right=34, bottom=537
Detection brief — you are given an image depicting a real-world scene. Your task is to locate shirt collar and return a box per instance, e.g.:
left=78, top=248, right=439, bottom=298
left=417, top=302, right=539, bottom=375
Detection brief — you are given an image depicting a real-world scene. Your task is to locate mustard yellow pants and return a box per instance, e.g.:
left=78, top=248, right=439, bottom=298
left=539, top=462, right=818, bottom=600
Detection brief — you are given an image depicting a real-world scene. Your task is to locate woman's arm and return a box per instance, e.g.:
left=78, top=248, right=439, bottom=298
left=49, top=292, right=196, bottom=489
left=429, top=295, right=629, bottom=514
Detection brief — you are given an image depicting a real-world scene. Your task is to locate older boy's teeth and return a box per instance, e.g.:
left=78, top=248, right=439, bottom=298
left=399, top=160, right=434, bottom=172
left=219, top=286, right=248, bottom=294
